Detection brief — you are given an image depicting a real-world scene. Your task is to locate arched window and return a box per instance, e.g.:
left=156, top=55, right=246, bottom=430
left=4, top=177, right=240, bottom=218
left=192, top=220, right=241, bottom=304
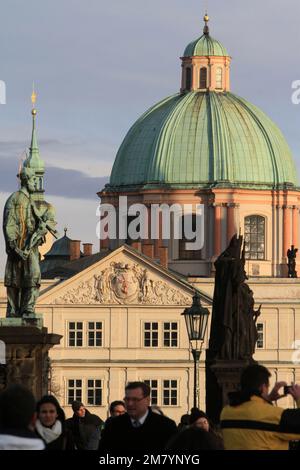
left=178, top=214, right=202, bottom=260
left=186, top=68, right=192, bottom=91
left=199, top=67, right=207, bottom=89
left=39, top=177, right=43, bottom=191
left=216, top=67, right=223, bottom=89
left=244, top=215, right=265, bottom=260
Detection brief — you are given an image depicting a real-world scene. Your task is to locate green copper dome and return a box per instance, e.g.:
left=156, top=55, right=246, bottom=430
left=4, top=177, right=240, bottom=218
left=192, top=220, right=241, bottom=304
left=108, top=91, right=298, bottom=190
left=183, top=33, right=229, bottom=57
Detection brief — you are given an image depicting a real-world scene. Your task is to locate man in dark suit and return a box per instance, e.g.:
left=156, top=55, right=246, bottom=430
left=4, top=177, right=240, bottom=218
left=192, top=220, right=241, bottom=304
left=99, top=382, right=177, bottom=453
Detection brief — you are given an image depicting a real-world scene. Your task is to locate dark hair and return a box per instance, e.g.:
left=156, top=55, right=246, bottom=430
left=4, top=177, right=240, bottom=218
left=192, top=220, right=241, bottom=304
left=125, top=382, right=150, bottom=397
left=0, top=384, right=36, bottom=430
left=71, top=401, right=84, bottom=412
left=241, top=364, right=271, bottom=390
left=229, top=364, right=271, bottom=406
left=179, top=414, right=190, bottom=425
left=189, top=408, right=209, bottom=425
left=166, top=427, right=223, bottom=451
left=109, top=400, right=125, bottom=414
left=36, top=395, right=65, bottom=423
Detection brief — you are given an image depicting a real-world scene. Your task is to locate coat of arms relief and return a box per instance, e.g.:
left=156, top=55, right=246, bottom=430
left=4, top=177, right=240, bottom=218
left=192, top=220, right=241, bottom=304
left=54, top=262, right=191, bottom=305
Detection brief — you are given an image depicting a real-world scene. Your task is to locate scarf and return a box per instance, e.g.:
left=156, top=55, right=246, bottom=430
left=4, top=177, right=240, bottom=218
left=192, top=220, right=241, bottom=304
left=36, top=419, right=62, bottom=444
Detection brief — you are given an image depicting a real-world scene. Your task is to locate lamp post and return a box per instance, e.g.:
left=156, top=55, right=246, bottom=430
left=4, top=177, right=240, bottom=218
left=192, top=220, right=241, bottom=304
left=181, top=292, right=210, bottom=409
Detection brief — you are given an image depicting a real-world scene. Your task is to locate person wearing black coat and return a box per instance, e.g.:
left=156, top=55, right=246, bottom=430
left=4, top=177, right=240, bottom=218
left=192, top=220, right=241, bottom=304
left=99, top=382, right=177, bottom=454
left=65, top=401, right=104, bottom=450
left=35, top=395, right=75, bottom=450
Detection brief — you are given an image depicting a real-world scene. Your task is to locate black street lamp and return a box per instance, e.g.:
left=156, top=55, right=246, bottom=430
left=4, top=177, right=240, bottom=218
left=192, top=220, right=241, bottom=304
left=181, top=292, right=210, bottom=409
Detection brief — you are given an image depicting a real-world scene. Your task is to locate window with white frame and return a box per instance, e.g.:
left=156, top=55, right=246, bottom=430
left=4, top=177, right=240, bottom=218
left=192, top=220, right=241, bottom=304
left=68, top=322, right=83, bottom=347
left=144, top=380, right=158, bottom=406
left=143, top=322, right=179, bottom=348
left=67, top=379, right=82, bottom=404
left=87, top=379, right=102, bottom=405
left=144, top=322, right=159, bottom=347
left=67, top=321, right=104, bottom=347
left=163, top=322, right=178, bottom=347
left=87, top=322, right=103, bottom=347
left=256, top=323, right=264, bottom=349
left=142, top=379, right=178, bottom=407
left=244, top=215, right=265, bottom=260
left=163, top=380, right=178, bottom=406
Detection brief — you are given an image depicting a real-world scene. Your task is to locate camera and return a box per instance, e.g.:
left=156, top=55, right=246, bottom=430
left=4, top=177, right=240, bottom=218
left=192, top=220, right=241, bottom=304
left=284, top=385, right=293, bottom=395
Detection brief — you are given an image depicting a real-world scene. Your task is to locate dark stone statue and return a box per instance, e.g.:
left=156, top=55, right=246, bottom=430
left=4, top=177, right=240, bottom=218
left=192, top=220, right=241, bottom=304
left=208, top=234, right=261, bottom=360
left=287, top=245, right=298, bottom=278
left=2, top=167, right=57, bottom=318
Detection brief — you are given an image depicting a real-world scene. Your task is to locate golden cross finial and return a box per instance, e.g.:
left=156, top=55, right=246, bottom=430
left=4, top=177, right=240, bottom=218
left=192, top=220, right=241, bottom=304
left=203, top=3, right=210, bottom=35
left=203, top=0, right=209, bottom=21
left=31, top=83, right=37, bottom=116
left=31, top=83, right=37, bottom=106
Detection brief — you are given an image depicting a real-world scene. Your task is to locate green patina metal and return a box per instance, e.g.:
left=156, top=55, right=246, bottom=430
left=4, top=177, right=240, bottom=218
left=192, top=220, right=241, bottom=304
left=0, top=315, right=44, bottom=328
left=183, top=33, right=229, bottom=57
left=24, top=110, right=44, bottom=173
left=108, top=91, right=298, bottom=191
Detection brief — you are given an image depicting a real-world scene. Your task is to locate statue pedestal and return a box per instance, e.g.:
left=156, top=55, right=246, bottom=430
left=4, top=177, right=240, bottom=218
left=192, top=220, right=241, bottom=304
left=280, top=259, right=289, bottom=277
left=0, top=315, right=43, bottom=329
left=206, top=356, right=255, bottom=424
left=0, top=321, right=62, bottom=398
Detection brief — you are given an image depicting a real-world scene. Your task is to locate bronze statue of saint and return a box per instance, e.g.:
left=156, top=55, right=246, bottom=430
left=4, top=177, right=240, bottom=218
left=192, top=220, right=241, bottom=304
left=3, top=167, right=56, bottom=317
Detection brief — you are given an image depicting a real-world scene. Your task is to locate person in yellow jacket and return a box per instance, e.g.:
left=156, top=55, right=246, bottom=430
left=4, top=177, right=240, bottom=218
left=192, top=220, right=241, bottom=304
left=221, top=364, right=300, bottom=450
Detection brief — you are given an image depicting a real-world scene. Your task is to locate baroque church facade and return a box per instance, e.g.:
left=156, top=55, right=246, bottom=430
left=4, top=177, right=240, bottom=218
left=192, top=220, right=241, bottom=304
left=1, top=16, right=300, bottom=422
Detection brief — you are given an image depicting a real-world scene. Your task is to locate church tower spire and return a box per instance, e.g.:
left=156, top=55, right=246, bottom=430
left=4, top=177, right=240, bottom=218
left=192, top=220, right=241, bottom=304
left=24, top=86, right=45, bottom=201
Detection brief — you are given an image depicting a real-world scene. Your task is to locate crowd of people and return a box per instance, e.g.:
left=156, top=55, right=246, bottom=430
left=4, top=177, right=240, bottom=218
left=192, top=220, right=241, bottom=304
left=1, top=364, right=300, bottom=451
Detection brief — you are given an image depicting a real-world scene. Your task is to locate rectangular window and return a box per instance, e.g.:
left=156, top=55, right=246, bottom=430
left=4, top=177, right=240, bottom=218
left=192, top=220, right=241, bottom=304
left=244, top=216, right=265, bottom=260
left=163, top=322, right=178, bottom=347
left=257, top=323, right=264, bottom=349
left=144, top=380, right=158, bottom=406
left=186, top=67, right=192, bottom=90
left=178, top=214, right=202, bottom=260
left=88, top=322, right=103, bottom=347
left=144, top=322, right=159, bottom=347
left=216, top=67, right=223, bottom=89
left=87, top=379, right=102, bottom=406
left=68, top=379, right=82, bottom=404
left=68, top=322, right=83, bottom=347
left=199, top=67, right=207, bottom=89
left=163, top=380, right=178, bottom=406
left=127, top=215, right=137, bottom=243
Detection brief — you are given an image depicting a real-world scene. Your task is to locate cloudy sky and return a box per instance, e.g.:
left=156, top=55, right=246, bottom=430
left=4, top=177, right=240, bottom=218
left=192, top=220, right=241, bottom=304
left=1, top=0, right=300, bottom=274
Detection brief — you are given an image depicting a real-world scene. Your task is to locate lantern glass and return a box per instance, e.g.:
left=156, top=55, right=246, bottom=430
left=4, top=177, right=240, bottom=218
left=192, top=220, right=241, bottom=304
left=182, top=293, right=210, bottom=343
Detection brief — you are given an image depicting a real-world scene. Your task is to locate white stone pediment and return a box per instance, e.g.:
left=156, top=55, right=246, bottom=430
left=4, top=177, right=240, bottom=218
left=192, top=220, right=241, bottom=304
left=38, top=245, right=210, bottom=306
